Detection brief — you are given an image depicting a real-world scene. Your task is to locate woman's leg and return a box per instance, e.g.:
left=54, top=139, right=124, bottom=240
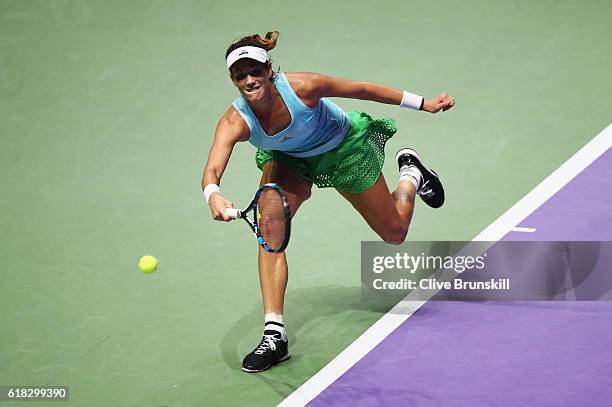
left=338, top=174, right=416, bottom=244
left=257, top=160, right=312, bottom=314
left=242, top=160, right=312, bottom=373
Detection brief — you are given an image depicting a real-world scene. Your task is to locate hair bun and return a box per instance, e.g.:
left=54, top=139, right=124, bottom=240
left=226, top=31, right=280, bottom=57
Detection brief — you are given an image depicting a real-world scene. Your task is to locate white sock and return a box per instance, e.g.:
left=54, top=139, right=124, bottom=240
left=399, top=165, right=422, bottom=190
left=264, top=313, right=285, bottom=338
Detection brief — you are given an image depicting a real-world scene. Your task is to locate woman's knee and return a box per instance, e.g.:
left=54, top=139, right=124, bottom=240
left=381, top=223, right=408, bottom=245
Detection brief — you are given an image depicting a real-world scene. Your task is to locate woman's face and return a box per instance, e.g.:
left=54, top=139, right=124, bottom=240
left=230, top=59, right=273, bottom=104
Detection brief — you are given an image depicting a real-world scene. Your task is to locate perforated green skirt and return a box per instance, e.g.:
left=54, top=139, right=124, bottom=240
left=255, top=111, right=397, bottom=193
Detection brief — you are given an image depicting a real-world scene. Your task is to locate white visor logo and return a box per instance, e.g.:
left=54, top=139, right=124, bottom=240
left=226, top=46, right=269, bottom=69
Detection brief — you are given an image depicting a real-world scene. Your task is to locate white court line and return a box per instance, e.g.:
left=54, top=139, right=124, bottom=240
left=510, top=227, right=537, bottom=233
left=278, top=123, right=612, bottom=407
left=474, top=123, right=612, bottom=241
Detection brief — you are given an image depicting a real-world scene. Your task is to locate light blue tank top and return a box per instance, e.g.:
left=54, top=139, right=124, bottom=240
left=232, top=72, right=350, bottom=158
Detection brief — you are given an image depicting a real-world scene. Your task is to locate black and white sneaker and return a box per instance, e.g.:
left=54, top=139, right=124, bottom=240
left=242, top=332, right=289, bottom=373
left=396, top=148, right=445, bottom=208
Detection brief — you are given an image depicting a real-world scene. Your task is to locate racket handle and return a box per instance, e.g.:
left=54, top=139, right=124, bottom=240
left=225, top=207, right=241, bottom=219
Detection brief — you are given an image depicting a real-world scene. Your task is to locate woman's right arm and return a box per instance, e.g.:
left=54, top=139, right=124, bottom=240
left=202, top=107, right=250, bottom=221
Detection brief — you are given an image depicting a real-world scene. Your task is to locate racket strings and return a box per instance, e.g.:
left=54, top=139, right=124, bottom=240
left=257, top=189, right=288, bottom=250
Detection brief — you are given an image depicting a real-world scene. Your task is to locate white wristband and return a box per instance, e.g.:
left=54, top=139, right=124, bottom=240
left=400, top=91, right=424, bottom=110
left=203, top=184, right=220, bottom=204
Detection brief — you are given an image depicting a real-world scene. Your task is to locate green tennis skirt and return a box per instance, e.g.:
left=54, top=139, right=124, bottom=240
left=255, top=111, right=397, bottom=194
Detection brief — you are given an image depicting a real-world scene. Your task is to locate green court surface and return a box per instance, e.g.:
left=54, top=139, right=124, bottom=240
left=1, top=1, right=610, bottom=406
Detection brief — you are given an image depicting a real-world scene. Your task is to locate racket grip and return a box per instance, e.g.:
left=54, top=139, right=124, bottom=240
left=225, top=207, right=241, bottom=219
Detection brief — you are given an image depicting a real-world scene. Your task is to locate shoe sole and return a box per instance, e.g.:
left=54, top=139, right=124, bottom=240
left=395, top=148, right=421, bottom=163
left=395, top=148, right=445, bottom=208
left=241, top=353, right=290, bottom=373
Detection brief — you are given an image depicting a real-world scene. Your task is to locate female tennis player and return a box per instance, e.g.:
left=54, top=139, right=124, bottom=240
left=201, top=31, right=455, bottom=373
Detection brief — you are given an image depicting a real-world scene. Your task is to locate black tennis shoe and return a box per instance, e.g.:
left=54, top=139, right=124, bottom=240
left=396, top=148, right=445, bottom=208
left=242, top=332, right=289, bottom=373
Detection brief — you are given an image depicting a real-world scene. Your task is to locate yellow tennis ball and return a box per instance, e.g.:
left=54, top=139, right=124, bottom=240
left=138, top=255, right=157, bottom=273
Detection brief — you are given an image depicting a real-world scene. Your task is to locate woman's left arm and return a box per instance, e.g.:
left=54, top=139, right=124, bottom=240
left=306, top=73, right=455, bottom=114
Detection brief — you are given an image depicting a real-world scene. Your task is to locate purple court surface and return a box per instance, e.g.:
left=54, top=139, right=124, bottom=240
left=506, top=148, right=612, bottom=241
left=307, top=147, right=612, bottom=406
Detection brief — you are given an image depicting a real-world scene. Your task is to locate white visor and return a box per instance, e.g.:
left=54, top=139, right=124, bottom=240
left=226, top=46, right=269, bottom=69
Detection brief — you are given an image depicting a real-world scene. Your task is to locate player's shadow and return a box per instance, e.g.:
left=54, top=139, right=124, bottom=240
left=219, top=284, right=401, bottom=396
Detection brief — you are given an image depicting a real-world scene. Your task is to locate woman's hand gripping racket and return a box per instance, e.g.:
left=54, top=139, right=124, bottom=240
left=225, top=183, right=291, bottom=253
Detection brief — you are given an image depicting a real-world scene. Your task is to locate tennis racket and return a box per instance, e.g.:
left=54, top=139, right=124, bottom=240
left=225, top=183, right=291, bottom=253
